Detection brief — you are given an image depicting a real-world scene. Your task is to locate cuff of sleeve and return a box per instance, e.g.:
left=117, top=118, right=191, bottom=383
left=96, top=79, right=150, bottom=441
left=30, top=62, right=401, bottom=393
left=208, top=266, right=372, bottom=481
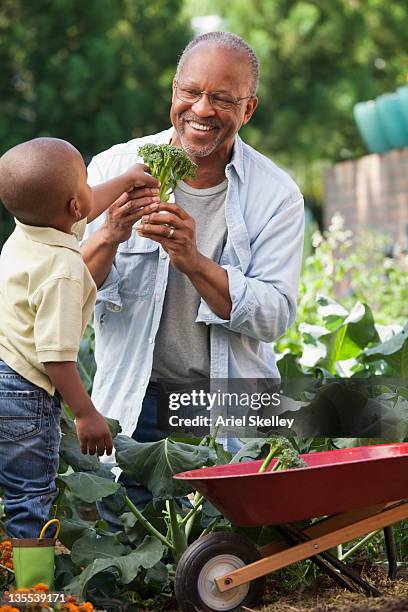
left=37, top=349, right=78, bottom=362
left=195, top=265, right=254, bottom=326
left=96, top=266, right=122, bottom=310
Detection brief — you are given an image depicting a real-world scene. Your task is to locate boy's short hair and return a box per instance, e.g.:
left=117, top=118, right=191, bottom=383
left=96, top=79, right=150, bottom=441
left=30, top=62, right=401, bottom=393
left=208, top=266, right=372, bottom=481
left=0, top=137, right=83, bottom=226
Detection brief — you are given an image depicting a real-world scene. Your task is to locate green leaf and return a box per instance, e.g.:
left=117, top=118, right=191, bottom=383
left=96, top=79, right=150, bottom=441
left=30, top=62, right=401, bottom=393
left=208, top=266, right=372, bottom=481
left=365, top=323, right=408, bottom=376
left=104, top=417, right=122, bottom=439
left=317, top=295, right=348, bottom=330
left=54, top=554, right=81, bottom=591
left=65, top=536, right=164, bottom=596
left=320, top=303, right=381, bottom=373
left=59, top=517, right=92, bottom=550
left=71, top=532, right=125, bottom=566
left=115, top=435, right=215, bottom=499
left=144, top=562, right=170, bottom=592
left=230, top=439, right=266, bottom=463
left=60, top=433, right=100, bottom=472
left=59, top=472, right=121, bottom=503
left=365, top=323, right=408, bottom=357
left=277, top=353, right=310, bottom=379
left=120, top=502, right=167, bottom=545
left=344, top=303, right=380, bottom=348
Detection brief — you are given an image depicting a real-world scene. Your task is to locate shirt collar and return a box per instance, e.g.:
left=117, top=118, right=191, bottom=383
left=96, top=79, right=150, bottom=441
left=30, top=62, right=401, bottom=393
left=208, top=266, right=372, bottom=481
left=15, top=219, right=81, bottom=252
left=228, top=134, right=245, bottom=183
left=166, top=127, right=245, bottom=184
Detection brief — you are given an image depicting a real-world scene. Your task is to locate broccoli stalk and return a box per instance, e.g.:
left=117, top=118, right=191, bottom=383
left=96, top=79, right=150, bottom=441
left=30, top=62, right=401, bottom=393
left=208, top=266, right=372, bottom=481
left=259, top=436, right=307, bottom=473
left=138, top=143, right=197, bottom=202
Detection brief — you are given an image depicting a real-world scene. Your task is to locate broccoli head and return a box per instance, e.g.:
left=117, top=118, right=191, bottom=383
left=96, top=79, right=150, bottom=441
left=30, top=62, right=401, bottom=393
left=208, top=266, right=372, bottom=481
left=259, top=436, right=307, bottom=473
left=138, top=143, right=197, bottom=202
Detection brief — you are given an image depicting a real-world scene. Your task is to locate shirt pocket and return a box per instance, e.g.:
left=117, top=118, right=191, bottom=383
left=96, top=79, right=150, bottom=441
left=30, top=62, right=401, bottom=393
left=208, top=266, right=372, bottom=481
left=0, top=389, right=43, bottom=441
left=115, top=235, right=159, bottom=300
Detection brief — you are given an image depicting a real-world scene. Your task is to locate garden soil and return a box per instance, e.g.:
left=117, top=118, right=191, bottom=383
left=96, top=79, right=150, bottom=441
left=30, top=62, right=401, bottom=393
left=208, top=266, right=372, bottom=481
left=257, top=565, right=408, bottom=612
left=161, top=564, right=408, bottom=612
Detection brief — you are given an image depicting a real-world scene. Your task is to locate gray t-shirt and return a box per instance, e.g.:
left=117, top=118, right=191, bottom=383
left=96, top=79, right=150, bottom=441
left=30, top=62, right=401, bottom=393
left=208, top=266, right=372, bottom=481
left=151, top=178, right=228, bottom=381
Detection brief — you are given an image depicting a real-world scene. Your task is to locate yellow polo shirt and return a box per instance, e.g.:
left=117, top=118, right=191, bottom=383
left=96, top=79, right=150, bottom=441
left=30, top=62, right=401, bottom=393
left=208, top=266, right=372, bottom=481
left=0, top=219, right=96, bottom=394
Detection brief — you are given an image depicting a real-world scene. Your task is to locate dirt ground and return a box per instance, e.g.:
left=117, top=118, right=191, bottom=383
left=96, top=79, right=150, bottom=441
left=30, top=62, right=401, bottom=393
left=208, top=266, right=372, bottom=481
left=257, top=566, right=408, bottom=612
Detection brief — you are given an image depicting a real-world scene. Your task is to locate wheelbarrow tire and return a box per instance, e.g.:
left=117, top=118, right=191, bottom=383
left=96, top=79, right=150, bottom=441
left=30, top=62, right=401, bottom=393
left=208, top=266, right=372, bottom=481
left=175, top=532, right=266, bottom=612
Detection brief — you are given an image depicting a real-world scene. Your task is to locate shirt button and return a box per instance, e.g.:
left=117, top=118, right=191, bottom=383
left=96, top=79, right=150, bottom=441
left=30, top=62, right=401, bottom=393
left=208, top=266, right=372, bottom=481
left=111, top=304, right=121, bottom=311
left=155, top=294, right=161, bottom=302
left=148, top=337, right=153, bottom=344
left=160, top=251, right=168, bottom=259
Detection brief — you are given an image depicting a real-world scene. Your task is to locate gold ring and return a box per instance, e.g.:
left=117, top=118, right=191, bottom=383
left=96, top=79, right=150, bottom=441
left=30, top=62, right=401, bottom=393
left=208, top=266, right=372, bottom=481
left=168, top=227, right=175, bottom=239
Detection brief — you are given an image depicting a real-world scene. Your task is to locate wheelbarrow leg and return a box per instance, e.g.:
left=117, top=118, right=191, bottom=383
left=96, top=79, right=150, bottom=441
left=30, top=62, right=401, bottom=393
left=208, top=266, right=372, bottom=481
left=384, top=526, right=398, bottom=579
left=275, top=525, right=359, bottom=593
left=278, top=524, right=382, bottom=597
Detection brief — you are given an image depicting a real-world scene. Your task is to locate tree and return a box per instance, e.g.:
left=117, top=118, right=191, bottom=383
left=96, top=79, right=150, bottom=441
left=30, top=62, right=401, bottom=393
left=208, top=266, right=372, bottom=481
left=189, top=0, right=408, bottom=196
left=0, top=0, right=192, bottom=157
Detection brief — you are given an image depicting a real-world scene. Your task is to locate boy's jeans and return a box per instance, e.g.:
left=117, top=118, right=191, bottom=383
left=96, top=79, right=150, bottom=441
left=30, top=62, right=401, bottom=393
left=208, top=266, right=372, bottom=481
left=0, top=361, right=61, bottom=538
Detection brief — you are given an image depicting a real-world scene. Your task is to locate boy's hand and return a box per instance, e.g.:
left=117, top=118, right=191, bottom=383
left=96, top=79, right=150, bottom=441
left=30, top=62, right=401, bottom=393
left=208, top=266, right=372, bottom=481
left=125, top=163, right=160, bottom=192
left=75, top=409, right=113, bottom=456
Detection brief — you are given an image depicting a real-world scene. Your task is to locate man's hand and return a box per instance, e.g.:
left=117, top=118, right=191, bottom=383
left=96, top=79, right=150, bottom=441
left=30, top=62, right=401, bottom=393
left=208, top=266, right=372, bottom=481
left=102, top=188, right=160, bottom=245
left=136, top=201, right=232, bottom=319
left=136, top=202, right=200, bottom=273
left=75, top=409, right=113, bottom=456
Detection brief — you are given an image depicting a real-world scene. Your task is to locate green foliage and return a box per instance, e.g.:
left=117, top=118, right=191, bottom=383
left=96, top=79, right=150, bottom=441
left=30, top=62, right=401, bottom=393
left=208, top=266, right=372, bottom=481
left=138, top=143, right=197, bottom=201
left=276, top=216, right=408, bottom=358
left=193, top=0, right=408, bottom=169
left=115, top=435, right=215, bottom=499
left=0, top=0, right=192, bottom=156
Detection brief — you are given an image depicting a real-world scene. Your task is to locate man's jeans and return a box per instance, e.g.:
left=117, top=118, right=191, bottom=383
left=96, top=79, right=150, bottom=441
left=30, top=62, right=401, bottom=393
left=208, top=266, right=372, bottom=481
left=0, top=361, right=61, bottom=538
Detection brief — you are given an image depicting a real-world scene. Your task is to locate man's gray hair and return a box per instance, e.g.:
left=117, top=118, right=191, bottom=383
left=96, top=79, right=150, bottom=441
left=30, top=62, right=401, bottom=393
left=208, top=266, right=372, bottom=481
left=176, top=31, right=259, bottom=96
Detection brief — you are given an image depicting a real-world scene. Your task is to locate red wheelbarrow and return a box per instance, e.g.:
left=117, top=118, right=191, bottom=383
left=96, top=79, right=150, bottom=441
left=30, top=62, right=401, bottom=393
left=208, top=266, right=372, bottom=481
left=173, top=442, right=408, bottom=611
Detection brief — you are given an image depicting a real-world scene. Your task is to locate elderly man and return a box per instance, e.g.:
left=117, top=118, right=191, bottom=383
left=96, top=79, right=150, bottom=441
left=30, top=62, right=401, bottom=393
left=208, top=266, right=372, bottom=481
left=82, top=31, right=304, bottom=475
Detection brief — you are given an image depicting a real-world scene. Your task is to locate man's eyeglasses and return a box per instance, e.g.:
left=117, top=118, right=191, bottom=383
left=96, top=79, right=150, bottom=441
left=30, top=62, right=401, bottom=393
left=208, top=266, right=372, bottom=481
left=175, top=82, right=253, bottom=112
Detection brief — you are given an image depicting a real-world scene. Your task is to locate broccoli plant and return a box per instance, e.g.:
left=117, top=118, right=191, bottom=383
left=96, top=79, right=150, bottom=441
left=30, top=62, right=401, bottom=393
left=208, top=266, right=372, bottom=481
left=138, top=143, right=197, bottom=202
left=259, top=436, right=307, bottom=473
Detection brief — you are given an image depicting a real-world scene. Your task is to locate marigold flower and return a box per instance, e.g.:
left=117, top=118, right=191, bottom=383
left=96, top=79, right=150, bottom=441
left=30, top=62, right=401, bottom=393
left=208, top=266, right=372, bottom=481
left=78, top=603, right=94, bottom=612
left=32, top=583, right=49, bottom=592
left=64, top=603, right=80, bottom=612
left=0, top=606, right=20, bottom=612
left=65, top=596, right=78, bottom=604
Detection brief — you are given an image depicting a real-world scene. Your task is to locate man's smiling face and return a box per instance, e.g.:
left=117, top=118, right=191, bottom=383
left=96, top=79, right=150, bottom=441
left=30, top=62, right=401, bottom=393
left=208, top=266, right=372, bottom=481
left=170, top=43, right=258, bottom=160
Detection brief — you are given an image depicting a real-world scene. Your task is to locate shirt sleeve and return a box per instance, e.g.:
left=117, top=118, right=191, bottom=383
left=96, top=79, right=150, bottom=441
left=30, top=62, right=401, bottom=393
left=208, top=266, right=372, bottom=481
left=32, top=276, right=83, bottom=362
left=195, top=194, right=305, bottom=343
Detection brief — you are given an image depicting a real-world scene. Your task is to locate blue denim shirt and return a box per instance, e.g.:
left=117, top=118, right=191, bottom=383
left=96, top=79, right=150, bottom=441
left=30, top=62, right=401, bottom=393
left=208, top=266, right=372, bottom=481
left=84, top=128, right=304, bottom=436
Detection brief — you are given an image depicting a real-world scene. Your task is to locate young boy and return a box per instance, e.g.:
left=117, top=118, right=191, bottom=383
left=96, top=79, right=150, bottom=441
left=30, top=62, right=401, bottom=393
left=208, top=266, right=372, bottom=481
left=0, top=137, right=160, bottom=541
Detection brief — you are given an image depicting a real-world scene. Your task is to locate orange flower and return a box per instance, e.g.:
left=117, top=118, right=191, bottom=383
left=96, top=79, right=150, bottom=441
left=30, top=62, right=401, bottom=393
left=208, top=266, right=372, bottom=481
left=64, top=603, right=80, bottom=612
left=65, top=596, right=78, bottom=604
left=31, top=583, right=49, bottom=592
left=78, top=603, right=94, bottom=612
left=0, top=606, right=20, bottom=612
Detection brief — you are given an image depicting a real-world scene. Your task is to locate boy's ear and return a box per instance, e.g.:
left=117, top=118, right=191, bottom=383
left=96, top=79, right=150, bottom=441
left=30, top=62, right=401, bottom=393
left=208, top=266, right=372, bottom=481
left=68, top=197, right=82, bottom=220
